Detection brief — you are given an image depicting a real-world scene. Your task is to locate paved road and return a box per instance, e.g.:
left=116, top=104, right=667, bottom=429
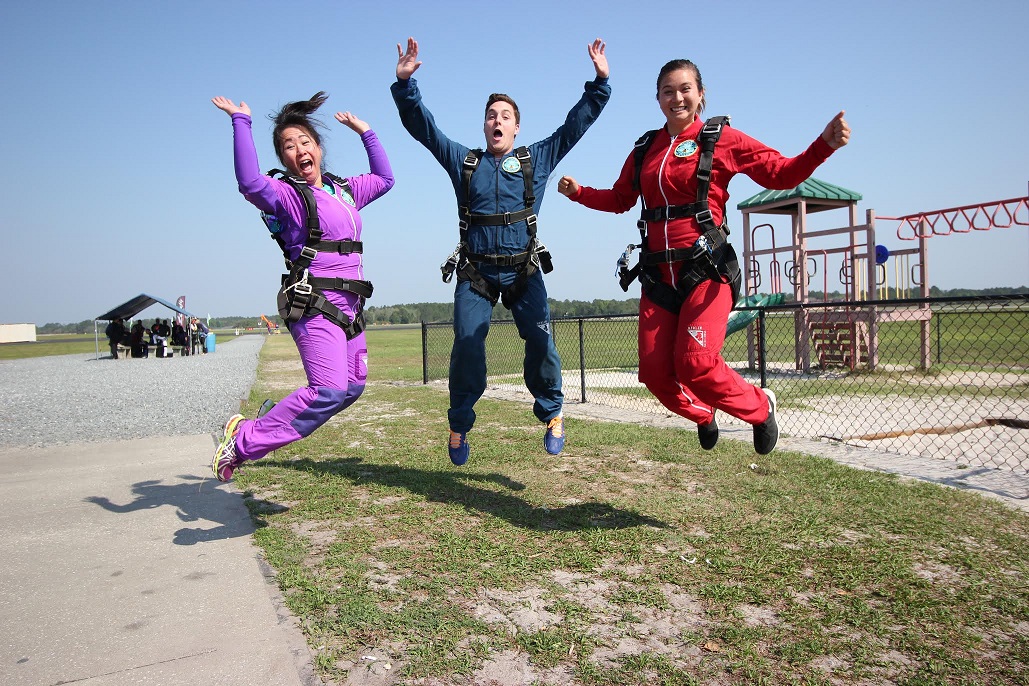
left=0, top=435, right=318, bottom=686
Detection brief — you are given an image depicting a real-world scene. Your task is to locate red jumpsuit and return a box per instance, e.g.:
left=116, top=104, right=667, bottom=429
left=570, top=118, right=836, bottom=425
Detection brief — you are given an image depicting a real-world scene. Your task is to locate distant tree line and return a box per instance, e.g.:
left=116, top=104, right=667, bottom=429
left=362, top=298, right=641, bottom=325
left=33, top=286, right=1028, bottom=333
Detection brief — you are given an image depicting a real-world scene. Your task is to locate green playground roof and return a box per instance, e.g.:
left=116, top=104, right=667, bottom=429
left=737, top=178, right=862, bottom=213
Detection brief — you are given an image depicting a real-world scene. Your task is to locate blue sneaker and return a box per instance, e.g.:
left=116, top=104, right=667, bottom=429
left=448, top=430, right=469, bottom=466
left=544, top=415, right=565, bottom=455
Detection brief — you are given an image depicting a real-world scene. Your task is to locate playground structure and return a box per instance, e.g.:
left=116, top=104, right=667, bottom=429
left=737, top=180, right=1029, bottom=373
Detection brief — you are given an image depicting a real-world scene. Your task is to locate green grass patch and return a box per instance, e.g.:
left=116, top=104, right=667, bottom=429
left=233, top=334, right=1029, bottom=685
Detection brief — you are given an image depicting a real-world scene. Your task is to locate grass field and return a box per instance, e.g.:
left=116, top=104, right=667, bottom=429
left=226, top=331, right=1028, bottom=685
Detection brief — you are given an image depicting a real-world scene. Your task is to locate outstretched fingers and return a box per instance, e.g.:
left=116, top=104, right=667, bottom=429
left=588, top=38, right=609, bottom=79
left=396, top=36, right=422, bottom=79
left=211, top=96, right=250, bottom=117
left=335, top=111, right=370, bottom=134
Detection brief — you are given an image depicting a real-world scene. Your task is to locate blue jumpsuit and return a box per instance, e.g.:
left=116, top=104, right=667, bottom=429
left=391, top=76, right=610, bottom=433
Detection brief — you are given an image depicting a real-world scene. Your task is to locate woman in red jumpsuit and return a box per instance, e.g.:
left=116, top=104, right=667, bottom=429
left=558, top=59, right=849, bottom=454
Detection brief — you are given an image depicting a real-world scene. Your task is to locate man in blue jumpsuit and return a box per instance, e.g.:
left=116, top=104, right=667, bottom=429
left=391, top=37, right=611, bottom=465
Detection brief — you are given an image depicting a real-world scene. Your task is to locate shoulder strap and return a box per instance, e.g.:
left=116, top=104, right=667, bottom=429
left=264, top=168, right=324, bottom=271
left=323, top=172, right=354, bottom=204
left=694, top=116, right=730, bottom=211
left=632, top=130, right=660, bottom=193
left=458, top=149, right=484, bottom=242
left=513, top=146, right=535, bottom=210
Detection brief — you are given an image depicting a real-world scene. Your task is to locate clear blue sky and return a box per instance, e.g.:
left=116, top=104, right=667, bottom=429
left=2, top=0, right=1026, bottom=325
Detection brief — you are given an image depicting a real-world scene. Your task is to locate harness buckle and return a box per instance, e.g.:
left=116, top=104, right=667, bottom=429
left=694, top=235, right=713, bottom=259
left=532, top=241, right=554, bottom=274
left=637, top=219, right=647, bottom=231
left=286, top=270, right=313, bottom=296
left=440, top=243, right=464, bottom=284
left=702, top=119, right=723, bottom=136
left=503, top=212, right=512, bottom=225
left=615, top=243, right=639, bottom=278
left=299, top=246, right=318, bottom=263
left=694, top=208, right=714, bottom=227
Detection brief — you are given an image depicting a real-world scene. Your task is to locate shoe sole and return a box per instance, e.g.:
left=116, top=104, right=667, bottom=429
left=213, top=414, right=245, bottom=481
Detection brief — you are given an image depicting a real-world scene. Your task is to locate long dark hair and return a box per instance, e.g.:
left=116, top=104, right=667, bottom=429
left=270, top=91, right=328, bottom=164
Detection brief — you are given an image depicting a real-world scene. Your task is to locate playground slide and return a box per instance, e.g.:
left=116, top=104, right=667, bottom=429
left=726, top=293, right=785, bottom=336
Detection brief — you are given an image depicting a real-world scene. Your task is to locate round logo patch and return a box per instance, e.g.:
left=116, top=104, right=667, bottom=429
left=502, top=156, right=522, bottom=173
left=674, top=140, right=699, bottom=157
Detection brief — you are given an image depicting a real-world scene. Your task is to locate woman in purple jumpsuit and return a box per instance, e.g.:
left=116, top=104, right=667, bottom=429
left=210, top=92, right=394, bottom=482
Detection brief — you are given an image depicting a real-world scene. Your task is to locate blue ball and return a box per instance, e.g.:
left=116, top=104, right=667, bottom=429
left=875, top=244, right=890, bottom=265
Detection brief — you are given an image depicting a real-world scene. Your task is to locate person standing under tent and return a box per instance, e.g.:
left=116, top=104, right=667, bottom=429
left=209, top=91, right=394, bottom=482
left=105, top=317, right=126, bottom=359
left=558, top=58, right=849, bottom=455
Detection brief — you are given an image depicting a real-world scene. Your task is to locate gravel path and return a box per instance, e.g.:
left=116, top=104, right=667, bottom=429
left=0, top=335, right=265, bottom=447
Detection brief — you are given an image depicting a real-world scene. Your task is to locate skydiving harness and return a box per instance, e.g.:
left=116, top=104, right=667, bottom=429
left=439, top=147, right=553, bottom=309
left=261, top=169, right=373, bottom=339
left=615, top=115, right=742, bottom=314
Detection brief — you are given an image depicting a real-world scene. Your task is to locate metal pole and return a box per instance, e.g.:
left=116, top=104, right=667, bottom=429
left=578, top=319, right=587, bottom=404
left=421, top=321, right=429, bottom=385
left=759, top=308, right=768, bottom=389
left=936, top=311, right=942, bottom=366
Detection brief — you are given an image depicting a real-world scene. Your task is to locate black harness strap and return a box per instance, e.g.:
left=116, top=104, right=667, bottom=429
left=617, top=116, right=741, bottom=313
left=442, top=147, right=551, bottom=309
left=263, top=169, right=371, bottom=338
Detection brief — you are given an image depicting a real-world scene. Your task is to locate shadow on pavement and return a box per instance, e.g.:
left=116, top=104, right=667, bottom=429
left=84, top=475, right=256, bottom=545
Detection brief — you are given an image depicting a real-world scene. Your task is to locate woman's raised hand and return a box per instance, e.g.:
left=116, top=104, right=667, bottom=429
left=211, top=96, right=250, bottom=117
left=335, top=111, right=369, bottom=134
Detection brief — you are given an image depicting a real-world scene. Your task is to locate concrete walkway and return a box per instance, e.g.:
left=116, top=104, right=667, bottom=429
left=0, top=434, right=318, bottom=686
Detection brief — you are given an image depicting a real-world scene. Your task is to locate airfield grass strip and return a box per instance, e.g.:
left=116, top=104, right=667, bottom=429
left=235, top=332, right=1028, bottom=685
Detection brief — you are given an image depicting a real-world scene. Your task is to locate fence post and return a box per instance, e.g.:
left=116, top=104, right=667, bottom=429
left=421, top=321, right=429, bottom=385
left=936, top=311, right=943, bottom=366
left=578, top=318, right=587, bottom=403
left=759, top=308, right=768, bottom=389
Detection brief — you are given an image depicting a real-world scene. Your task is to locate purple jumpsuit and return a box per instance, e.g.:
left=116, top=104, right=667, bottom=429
left=227, top=112, right=394, bottom=461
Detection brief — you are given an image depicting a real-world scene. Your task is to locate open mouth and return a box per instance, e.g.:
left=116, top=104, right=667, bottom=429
left=492, top=128, right=503, bottom=142
left=299, top=159, right=314, bottom=172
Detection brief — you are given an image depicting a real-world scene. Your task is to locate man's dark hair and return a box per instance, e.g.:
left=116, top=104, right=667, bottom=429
left=485, top=93, right=520, bottom=124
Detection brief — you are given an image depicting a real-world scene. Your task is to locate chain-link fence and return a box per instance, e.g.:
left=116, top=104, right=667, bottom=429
left=422, top=295, right=1029, bottom=473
